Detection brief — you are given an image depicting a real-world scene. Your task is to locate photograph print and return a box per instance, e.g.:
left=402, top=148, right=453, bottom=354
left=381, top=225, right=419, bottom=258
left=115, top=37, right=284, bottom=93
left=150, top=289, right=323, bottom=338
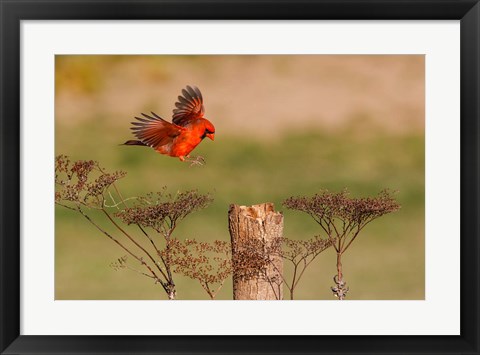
left=55, top=55, right=424, bottom=300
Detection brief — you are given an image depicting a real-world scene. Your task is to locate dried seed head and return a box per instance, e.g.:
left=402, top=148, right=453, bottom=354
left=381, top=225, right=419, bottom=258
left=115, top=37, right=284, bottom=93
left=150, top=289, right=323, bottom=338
left=162, top=239, right=233, bottom=296
left=115, top=190, right=213, bottom=233
left=278, top=236, right=333, bottom=262
left=283, top=189, right=400, bottom=229
left=54, top=155, right=126, bottom=207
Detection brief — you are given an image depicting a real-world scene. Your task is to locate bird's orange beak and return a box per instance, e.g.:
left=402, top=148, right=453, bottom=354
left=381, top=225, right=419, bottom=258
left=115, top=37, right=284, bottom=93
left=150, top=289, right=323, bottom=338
left=206, top=133, right=215, bottom=141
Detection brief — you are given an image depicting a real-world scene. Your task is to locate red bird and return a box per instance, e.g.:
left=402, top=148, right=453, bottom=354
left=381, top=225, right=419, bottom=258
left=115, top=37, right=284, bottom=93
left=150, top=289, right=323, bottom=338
left=123, top=85, right=215, bottom=163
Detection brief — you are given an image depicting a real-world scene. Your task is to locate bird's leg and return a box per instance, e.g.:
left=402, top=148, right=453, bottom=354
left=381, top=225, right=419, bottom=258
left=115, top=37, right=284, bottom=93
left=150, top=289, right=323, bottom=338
left=184, top=155, right=206, bottom=167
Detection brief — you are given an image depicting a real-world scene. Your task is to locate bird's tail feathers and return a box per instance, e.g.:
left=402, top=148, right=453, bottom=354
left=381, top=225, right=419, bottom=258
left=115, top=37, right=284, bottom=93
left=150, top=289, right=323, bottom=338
left=122, top=140, right=147, bottom=147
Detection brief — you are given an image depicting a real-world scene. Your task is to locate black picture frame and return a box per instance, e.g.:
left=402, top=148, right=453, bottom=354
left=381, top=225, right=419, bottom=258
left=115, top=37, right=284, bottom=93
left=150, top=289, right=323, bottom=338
left=1, top=1, right=479, bottom=354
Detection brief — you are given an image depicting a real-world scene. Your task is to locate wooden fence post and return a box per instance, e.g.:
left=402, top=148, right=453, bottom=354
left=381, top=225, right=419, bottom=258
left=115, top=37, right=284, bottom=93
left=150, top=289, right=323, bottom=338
left=228, top=203, right=284, bottom=300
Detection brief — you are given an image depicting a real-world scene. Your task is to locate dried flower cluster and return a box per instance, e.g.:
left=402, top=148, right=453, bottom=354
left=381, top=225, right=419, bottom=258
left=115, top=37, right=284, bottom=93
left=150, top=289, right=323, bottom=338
left=283, top=189, right=400, bottom=231
left=55, top=155, right=215, bottom=300
left=283, top=189, right=400, bottom=300
left=231, top=238, right=276, bottom=282
left=116, top=190, right=213, bottom=236
left=55, top=155, right=126, bottom=207
left=277, top=236, right=333, bottom=263
left=165, top=239, right=233, bottom=299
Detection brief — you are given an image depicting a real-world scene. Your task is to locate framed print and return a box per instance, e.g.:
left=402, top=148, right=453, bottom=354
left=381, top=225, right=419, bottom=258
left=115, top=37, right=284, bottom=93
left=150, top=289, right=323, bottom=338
left=1, top=0, right=479, bottom=354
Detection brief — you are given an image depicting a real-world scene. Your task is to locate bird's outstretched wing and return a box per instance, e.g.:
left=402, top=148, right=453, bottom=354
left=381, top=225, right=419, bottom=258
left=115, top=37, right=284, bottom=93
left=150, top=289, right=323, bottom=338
left=130, top=112, right=184, bottom=149
left=172, top=85, right=205, bottom=127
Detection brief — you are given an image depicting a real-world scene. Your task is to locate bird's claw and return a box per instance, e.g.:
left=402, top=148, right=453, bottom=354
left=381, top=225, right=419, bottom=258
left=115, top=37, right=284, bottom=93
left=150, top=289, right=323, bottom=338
left=186, top=155, right=206, bottom=167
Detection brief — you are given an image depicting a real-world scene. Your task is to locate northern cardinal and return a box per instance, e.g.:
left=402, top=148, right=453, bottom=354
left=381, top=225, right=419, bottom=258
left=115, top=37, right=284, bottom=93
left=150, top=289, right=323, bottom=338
left=123, top=85, right=215, bottom=163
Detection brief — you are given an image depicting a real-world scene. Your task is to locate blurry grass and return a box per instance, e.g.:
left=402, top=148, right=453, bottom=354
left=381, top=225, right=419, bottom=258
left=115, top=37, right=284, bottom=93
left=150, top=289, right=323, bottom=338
left=55, top=56, right=173, bottom=95
left=55, top=122, right=424, bottom=300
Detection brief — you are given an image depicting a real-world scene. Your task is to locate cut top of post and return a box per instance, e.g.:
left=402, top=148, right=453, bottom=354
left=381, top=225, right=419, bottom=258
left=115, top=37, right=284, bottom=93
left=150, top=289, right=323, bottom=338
left=229, top=202, right=283, bottom=226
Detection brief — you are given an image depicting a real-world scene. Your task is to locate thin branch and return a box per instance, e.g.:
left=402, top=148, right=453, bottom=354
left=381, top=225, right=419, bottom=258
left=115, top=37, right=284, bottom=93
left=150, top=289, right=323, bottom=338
left=101, top=208, right=169, bottom=281
left=341, top=227, right=361, bottom=253
left=76, top=206, right=168, bottom=293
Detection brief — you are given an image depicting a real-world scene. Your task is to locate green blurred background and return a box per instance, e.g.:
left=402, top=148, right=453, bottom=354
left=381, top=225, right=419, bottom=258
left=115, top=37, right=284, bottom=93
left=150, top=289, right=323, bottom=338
left=55, top=55, right=424, bottom=300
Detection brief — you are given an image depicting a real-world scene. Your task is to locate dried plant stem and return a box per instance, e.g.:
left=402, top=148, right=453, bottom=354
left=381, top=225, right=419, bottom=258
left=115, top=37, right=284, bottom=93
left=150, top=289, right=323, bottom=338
left=268, top=283, right=282, bottom=301
left=101, top=209, right=169, bottom=280
left=75, top=206, right=168, bottom=294
left=109, top=181, right=163, bottom=258
left=201, top=281, right=226, bottom=300
left=269, top=259, right=299, bottom=300
left=265, top=235, right=332, bottom=300
left=124, top=265, right=158, bottom=279
left=332, top=251, right=349, bottom=300
left=290, top=258, right=316, bottom=300
left=109, top=182, right=170, bottom=282
left=336, top=252, right=343, bottom=283
left=105, top=208, right=177, bottom=299
left=259, top=264, right=283, bottom=300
